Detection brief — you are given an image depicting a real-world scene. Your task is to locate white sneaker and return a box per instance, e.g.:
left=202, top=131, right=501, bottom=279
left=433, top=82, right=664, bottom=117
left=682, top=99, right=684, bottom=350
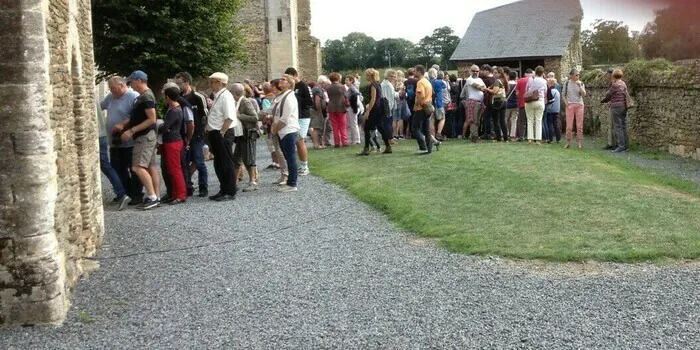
left=278, top=185, right=298, bottom=193
left=299, top=168, right=310, bottom=176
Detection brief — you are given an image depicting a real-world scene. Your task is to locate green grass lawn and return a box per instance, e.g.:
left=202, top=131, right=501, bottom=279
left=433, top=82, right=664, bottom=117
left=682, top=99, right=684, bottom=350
left=310, top=141, right=700, bottom=263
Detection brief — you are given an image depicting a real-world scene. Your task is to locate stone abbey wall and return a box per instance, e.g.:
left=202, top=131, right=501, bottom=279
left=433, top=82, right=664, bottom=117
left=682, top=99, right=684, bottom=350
left=584, top=78, right=700, bottom=160
left=1, top=0, right=103, bottom=327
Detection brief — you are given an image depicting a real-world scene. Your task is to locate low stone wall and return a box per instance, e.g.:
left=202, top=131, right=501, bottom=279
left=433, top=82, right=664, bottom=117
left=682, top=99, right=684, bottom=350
left=582, top=62, right=700, bottom=159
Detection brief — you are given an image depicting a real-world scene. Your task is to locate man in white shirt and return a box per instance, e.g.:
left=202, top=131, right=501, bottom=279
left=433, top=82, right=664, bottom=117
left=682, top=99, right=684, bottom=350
left=460, top=64, right=486, bottom=142
left=206, top=72, right=242, bottom=201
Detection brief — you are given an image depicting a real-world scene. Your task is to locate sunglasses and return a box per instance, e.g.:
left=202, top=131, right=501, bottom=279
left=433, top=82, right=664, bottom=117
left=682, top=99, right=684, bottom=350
left=471, top=70, right=479, bottom=73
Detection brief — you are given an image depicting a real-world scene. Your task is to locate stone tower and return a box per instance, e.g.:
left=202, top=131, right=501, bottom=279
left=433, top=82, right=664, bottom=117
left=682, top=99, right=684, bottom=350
left=1, top=0, right=103, bottom=327
left=231, top=0, right=322, bottom=82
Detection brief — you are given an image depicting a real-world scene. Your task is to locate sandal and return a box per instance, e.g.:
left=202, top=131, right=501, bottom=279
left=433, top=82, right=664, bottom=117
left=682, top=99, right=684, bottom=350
left=169, top=199, right=186, bottom=205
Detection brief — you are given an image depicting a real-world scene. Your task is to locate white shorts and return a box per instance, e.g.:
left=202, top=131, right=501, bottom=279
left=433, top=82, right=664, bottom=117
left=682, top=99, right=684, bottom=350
left=298, top=118, right=311, bottom=140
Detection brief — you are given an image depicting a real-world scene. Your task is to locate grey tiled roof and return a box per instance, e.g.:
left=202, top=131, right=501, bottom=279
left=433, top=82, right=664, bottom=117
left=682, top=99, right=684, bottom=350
left=450, top=0, right=582, bottom=61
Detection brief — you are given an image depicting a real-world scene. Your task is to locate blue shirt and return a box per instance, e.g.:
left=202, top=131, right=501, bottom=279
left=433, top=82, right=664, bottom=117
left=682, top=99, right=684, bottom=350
left=547, top=88, right=561, bottom=113
left=431, top=79, right=446, bottom=109
left=101, top=90, right=139, bottom=147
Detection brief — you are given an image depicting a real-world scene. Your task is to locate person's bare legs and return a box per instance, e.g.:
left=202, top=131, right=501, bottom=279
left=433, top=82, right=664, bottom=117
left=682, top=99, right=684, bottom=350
left=310, top=128, right=322, bottom=149
left=437, top=119, right=445, bottom=137
left=247, top=166, right=257, bottom=184
left=132, top=166, right=156, bottom=197
left=296, top=138, right=309, bottom=173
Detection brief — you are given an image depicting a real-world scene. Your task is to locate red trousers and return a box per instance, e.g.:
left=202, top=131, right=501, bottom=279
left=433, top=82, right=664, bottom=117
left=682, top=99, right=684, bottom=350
left=163, top=140, right=186, bottom=200
left=329, top=112, right=348, bottom=146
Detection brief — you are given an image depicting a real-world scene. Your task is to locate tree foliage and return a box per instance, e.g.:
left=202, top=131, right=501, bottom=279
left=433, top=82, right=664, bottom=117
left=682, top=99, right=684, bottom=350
left=321, top=27, right=461, bottom=72
left=639, top=2, right=700, bottom=61
left=581, top=19, right=639, bottom=67
left=92, top=0, right=246, bottom=88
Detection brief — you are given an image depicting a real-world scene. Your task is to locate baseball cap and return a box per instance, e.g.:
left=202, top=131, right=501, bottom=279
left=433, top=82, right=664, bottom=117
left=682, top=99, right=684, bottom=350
left=127, top=70, right=148, bottom=82
left=606, top=68, right=614, bottom=74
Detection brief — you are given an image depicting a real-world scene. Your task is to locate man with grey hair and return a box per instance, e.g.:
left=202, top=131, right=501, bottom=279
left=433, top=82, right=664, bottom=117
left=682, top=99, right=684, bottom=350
left=231, top=83, right=260, bottom=192
left=460, top=64, right=486, bottom=142
left=101, top=76, right=141, bottom=208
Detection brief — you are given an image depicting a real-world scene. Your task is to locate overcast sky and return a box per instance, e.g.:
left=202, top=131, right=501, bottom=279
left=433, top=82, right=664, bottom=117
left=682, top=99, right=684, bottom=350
left=309, top=0, right=664, bottom=44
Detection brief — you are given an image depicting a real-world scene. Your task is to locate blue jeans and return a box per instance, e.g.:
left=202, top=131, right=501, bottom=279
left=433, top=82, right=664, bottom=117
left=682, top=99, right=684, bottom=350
left=279, top=133, right=298, bottom=187
left=187, top=135, right=208, bottom=189
left=99, top=136, right=126, bottom=197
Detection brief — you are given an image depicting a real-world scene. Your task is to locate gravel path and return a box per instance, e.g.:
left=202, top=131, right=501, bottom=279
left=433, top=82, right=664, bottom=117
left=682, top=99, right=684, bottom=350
left=3, top=143, right=700, bottom=349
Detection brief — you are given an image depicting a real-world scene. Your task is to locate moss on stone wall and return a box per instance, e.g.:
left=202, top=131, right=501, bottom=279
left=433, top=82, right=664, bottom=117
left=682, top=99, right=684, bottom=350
left=582, top=59, right=700, bottom=88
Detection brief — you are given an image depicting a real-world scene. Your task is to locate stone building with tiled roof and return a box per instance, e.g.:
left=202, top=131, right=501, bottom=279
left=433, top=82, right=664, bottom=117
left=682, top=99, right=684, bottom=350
left=451, top=0, right=583, bottom=81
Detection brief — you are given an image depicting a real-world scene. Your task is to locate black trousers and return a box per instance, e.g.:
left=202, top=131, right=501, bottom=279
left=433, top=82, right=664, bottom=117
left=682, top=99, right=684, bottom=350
left=412, top=110, right=432, bottom=152
left=109, top=146, right=143, bottom=200
left=208, top=130, right=237, bottom=196
left=363, top=108, right=390, bottom=148
left=491, top=106, right=508, bottom=141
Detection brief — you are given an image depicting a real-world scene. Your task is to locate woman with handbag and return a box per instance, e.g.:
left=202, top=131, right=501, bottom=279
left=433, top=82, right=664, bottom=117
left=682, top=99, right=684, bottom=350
left=524, top=66, right=548, bottom=144
left=358, top=68, right=392, bottom=155
left=492, top=67, right=509, bottom=142
left=601, top=68, right=630, bottom=153
left=231, top=83, right=261, bottom=192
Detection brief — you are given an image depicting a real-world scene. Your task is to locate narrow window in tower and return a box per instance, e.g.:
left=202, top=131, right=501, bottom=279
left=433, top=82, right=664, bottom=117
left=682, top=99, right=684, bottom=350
left=277, top=18, right=283, bottom=32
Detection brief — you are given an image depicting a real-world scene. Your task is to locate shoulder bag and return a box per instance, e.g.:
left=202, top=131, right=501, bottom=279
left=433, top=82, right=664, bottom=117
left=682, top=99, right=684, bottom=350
left=524, top=78, right=540, bottom=103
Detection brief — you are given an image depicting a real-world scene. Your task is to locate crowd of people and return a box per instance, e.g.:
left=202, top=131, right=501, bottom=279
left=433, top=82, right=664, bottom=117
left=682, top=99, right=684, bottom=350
left=97, top=63, right=631, bottom=210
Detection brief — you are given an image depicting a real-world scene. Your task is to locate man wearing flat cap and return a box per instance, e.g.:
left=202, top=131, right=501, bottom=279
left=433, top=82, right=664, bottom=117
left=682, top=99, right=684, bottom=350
left=206, top=72, right=243, bottom=202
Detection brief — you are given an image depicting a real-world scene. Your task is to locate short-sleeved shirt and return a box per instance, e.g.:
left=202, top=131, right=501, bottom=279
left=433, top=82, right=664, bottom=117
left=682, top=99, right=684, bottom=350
left=102, top=90, right=139, bottom=147
left=526, top=77, right=548, bottom=102
left=326, top=83, right=347, bottom=113
left=159, top=107, right=183, bottom=143
left=414, top=77, right=433, bottom=111
left=564, top=80, right=586, bottom=105
left=432, top=79, right=446, bottom=109
left=507, top=80, right=518, bottom=109
left=311, top=85, right=326, bottom=111
left=516, top=77, right=530, bottom=109
left=465, top=76, right=485, bottom=101
left=482, top=76, right=496, bottom=107
left=182, top=90, right=208, bottom=136
left=294, top=81, right=313, bottom=119
left=128, top=89, right=157, bottom=138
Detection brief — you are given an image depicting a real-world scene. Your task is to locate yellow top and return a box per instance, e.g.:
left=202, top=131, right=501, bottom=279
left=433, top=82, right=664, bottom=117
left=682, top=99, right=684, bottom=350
left=414, top=77, right=433, bottom=111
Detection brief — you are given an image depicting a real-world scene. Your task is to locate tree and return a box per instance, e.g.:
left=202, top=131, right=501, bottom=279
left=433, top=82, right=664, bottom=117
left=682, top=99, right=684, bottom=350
left=581, top=20, right=639, bottom=65
left=640, top=2, right=700, bottom=60
left=322, top=39, right=347, bottom=72
left=428, top=27, right=461, bottom=69
left=341, top=32, right=377, bottom=69
left=416, top=36, right=436, bottom=67
left=92, top=0, right=245, bottom=94
left=372, top=38, right=415, bottom=68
